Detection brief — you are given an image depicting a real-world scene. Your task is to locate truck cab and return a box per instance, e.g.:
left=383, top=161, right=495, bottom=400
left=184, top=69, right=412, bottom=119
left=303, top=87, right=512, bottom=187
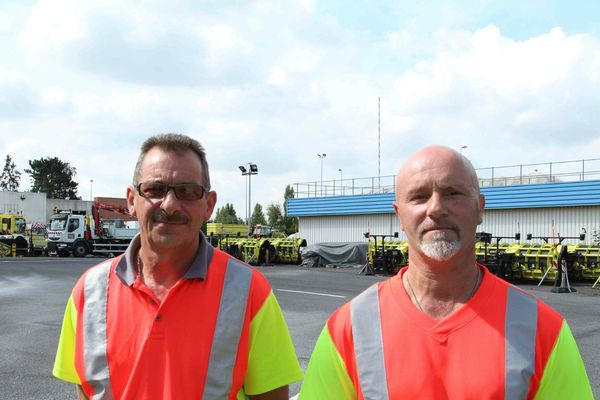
left=0, top=214, right=26, bottom=235
left=47, top=212, right=86, bottom=257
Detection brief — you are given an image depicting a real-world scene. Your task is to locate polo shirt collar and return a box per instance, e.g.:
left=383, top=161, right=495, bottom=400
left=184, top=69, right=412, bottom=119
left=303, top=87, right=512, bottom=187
left=116, top=231, right=214, bottom=286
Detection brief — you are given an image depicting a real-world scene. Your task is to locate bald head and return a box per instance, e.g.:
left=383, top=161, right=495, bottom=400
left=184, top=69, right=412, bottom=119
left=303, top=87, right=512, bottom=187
left=393, top=145, right=485, bottom=262
left=396, top=146, right=480, bottom=199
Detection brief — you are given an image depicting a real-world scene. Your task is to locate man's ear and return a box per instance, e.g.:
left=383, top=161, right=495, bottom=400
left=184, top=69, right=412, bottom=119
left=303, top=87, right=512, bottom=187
left=477, top=194, right=485, bottom=225
left=126, top=186, right=137, bottom=218
left=393, top=201, right=405, bottom=232
left=203, top=191, right=217, bottom=222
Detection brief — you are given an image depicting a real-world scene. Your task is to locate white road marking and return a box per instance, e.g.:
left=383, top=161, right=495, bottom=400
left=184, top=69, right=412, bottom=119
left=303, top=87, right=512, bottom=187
left=276, top=289, right=346, bottom=298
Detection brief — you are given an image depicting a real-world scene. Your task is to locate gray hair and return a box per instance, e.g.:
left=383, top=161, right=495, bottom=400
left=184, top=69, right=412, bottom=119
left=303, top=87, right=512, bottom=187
left=133, top=133, right=211, bottom=189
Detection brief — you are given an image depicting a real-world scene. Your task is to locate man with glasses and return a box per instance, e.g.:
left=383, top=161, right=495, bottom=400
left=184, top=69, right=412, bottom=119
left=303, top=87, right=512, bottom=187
left=53, top=133, right=303, bottom=399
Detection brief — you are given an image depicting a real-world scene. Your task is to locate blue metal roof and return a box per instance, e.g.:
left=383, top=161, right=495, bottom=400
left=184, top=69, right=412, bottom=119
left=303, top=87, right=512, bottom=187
left=287, top=180, right=600, bottom=217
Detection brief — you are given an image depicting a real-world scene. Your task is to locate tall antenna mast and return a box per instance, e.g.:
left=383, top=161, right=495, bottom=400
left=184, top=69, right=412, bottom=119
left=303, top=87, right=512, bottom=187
left=378, top=96, right=381, bottom=189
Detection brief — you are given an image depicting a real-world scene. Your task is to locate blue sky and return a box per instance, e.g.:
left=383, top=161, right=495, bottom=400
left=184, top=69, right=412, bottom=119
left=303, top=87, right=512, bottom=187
left=1, top=0, right=599, bottom=218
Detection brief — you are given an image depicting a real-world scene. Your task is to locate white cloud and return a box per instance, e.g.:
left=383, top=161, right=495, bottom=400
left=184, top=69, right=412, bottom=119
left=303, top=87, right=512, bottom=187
left=0, top=66, right=39, bottom=118
left=385, top=25, right=600, bottom=171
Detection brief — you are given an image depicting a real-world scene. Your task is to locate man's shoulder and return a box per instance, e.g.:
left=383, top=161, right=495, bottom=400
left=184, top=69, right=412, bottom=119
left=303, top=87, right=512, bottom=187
left=70, top=256, right=121, bottom=305
left=213, top=249, right=272, bottom=292
left=484, top=270, right=565, bottom=323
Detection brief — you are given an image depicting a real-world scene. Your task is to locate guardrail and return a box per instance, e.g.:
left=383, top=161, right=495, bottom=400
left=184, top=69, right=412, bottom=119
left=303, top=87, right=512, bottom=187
left=292, top=158, right=600, bottom=198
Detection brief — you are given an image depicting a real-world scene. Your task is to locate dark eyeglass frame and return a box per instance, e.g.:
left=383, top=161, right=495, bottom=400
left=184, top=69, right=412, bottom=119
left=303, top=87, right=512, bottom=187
left=136, top=181, right=209, bottom=201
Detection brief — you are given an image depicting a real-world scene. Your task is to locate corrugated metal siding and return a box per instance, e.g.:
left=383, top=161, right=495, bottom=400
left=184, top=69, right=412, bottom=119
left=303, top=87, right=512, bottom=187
left=299, top=214, right=406, bottom=245
left=299, top=207, right=600, bottom=244
left=287, top=179, right=600, bottom=216
left=288, top=193, right=394, bottom=216
left=483, top=180, right=600, bottom=209
left=479, top=206, right=600, bottom=239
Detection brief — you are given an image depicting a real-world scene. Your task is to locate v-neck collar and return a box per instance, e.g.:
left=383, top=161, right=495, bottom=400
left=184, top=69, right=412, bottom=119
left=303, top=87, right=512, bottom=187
left=389, top=265, right=496, bottom=342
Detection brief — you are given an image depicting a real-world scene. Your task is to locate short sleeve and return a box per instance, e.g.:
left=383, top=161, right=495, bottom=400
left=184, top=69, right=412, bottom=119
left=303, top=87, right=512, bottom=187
left=243, top=291, right=303, bottom=395
left=299, top=326, right=357, bottom=400
left=533, top=321, right=593, bottom=400
left=52, top=295, right=81, bottom=384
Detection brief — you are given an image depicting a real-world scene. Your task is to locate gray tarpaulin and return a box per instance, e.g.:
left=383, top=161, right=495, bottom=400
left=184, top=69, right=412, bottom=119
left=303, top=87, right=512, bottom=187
left=300, top=242, right=368, bottom=268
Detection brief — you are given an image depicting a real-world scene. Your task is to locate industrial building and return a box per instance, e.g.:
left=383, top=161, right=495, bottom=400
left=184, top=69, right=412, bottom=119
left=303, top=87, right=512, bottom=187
left=0, top=191, right=131, bottom=226
left=287, top=167, right=600, bottom=245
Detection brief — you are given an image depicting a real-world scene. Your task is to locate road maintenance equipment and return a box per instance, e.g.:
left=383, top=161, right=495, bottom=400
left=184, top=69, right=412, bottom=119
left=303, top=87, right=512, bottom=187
left=46, top=201, right=137, bottom=257
left=209, top=224, right=307, bottom=265
left=364, top=232, right=408, bottom=275
left=0, top=213, right=46, bottom=256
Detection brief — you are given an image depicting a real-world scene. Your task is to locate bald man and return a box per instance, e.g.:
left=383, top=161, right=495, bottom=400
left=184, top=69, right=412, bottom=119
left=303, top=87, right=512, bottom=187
left=299, top=146, right=592, bottom=399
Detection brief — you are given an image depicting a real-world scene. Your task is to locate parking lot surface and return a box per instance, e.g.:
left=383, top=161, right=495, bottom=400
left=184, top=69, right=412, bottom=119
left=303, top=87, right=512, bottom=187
left=0, top=257, right=598, bottom=398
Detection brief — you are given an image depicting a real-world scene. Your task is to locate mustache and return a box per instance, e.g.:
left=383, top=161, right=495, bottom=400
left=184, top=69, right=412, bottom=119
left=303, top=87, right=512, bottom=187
left=420, top=221, right=458, bottom=232
left=151, top=211, right=189, bottom=223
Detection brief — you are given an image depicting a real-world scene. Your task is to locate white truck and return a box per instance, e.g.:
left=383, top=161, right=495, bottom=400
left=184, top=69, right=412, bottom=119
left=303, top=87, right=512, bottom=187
left=46, top=202, right=138, bottom=257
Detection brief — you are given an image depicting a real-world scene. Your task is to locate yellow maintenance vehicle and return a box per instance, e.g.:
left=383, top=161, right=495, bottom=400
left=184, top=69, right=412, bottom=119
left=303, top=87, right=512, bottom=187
left=207, top=224, right=307, bottom=266
left=364, top=230, right=600, bottom=282
left=474, top=232, right=598, bottom=282
left=0, top=213, right=46, bottom=256
left=364, top=232, right=409, bottom=275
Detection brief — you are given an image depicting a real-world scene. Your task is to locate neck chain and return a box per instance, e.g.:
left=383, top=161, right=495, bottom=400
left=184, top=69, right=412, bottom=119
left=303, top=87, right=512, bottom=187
left=136, top=253, right=143, bottom=278
left=406, top=267, right=481, bottom=312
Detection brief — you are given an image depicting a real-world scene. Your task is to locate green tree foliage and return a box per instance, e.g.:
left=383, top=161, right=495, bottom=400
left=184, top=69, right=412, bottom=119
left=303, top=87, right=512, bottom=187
left=266, top=203, right=284, bottom=232
left=214, top=203, right=243, bottom=224
left=282, top=184, right=298, bottom=234
left=25, top=157, right=80, bottom=199
left=0, top=155, right=21, bottom=191
left=250, top=203, right=266, bottom=227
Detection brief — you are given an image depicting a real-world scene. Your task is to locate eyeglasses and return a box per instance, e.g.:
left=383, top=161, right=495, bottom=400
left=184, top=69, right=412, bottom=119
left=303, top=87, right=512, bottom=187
left=136, top=182, right=209, bottom=201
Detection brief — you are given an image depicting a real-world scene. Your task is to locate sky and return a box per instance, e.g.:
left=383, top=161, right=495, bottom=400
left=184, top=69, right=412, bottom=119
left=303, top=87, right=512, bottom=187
left=1, top=0, right=600, bottom=220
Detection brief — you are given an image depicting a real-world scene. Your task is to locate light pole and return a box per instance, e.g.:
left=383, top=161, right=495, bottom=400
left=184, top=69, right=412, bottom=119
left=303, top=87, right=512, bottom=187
left=318, top=153, right=326, bottom=196
left=460, top=145, right=468, bottom=154
left=338, top=168, right=343, bottom=195
left=239, top=163, right=258, bottom=236
left=90, top=179, right=94, bottom=201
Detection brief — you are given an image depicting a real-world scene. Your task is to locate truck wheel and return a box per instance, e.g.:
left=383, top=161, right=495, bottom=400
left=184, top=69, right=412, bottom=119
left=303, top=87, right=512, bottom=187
left=73, top=242, right=88, bottom=258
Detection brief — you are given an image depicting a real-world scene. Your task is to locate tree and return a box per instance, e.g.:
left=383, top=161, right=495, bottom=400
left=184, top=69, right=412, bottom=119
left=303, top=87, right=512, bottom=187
left=250, top=203, right=266, bottom=227
left=0, top=155, right=21, bottom=191
left=25, top=157, right=80, bottom=199
left=214, top=203, right=243, bottom=224
left=282, top=184, right=298, bottom=234
left=266, top=203, right=284, bottom=231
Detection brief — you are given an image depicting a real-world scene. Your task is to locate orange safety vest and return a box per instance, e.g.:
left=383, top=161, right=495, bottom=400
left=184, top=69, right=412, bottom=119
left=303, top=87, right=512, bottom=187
left=330, top=267, right=565, bottom=399
left=74, top=250, right=253, bottom=399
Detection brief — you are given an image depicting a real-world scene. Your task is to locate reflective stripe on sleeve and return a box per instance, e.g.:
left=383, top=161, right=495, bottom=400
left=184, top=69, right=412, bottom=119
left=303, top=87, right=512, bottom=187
left=350, top=284, right=389, bottom=400
left=505, top=287, right=537, bottom=400
left=82, top=261, right=114, bottom=400
left=202, top=257, right=253, bottom=399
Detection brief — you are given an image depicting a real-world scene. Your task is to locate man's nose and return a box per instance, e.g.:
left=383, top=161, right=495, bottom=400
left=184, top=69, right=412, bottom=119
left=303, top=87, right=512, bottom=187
left=426, top=192, right=447, bottom=218
left=159, top=187, right=181, bottom=213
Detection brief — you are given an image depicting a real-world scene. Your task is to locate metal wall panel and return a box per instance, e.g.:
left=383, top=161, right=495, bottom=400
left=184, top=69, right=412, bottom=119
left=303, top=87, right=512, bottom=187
left=479, top=206, right=600, bottom=240
left=299, top=214, right=406, bottom=245
left=299, top=207, right=600, bottom=244
left=287, top=179, right=600, bottom=216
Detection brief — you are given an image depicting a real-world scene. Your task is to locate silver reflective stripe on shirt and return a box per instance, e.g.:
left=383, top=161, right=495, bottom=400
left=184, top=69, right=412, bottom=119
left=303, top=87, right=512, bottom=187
left=202, top=257, right=253, bottom=400
left=350, top=283, right=389, bottom=400
left=82, top=260, right=114, bottom=400
left=505, top=287, right=538, bottom=400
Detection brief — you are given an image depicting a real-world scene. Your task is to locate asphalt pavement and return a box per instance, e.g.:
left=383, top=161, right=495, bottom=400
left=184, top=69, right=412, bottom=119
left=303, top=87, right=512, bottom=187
left=0, top=257, right=598, bottom=399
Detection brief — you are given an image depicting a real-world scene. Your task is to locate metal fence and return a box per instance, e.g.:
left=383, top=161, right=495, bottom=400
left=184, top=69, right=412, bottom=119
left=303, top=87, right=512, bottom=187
left=293, top=158, right=600, bottom=198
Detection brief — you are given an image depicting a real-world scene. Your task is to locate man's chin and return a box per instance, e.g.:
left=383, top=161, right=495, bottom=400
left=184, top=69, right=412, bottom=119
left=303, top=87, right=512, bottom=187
left=420, top=240, right=460, bottom=261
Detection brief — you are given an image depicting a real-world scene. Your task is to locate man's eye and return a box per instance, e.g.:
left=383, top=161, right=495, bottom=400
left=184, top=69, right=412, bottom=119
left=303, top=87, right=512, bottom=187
left=144, top=184, right=165, bottom=195
left=410, top=194, right=427, bottom=202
